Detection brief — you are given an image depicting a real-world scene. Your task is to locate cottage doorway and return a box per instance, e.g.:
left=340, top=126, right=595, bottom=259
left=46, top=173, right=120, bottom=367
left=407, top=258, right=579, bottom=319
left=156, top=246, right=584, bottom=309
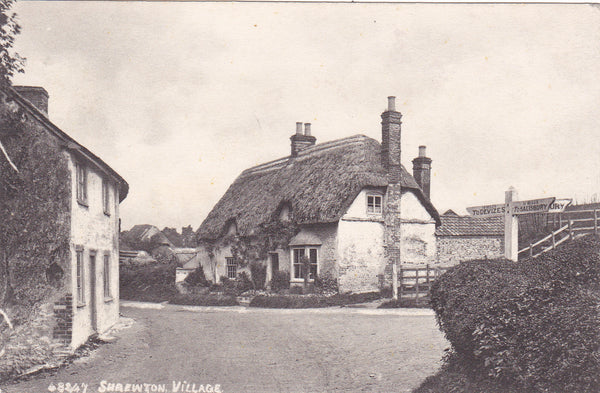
left=270, top=253, right=279, bottom=272
left=89, top=252, right=97, bottom=332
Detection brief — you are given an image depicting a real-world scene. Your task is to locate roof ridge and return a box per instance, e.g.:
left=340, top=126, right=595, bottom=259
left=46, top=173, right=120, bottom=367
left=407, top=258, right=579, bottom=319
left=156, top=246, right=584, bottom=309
left=241, top=134, right=376, bottom=177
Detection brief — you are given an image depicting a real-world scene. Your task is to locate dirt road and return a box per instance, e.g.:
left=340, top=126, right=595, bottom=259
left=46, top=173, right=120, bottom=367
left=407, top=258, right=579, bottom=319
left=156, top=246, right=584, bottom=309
left=3, top=303, right=447, bottom=393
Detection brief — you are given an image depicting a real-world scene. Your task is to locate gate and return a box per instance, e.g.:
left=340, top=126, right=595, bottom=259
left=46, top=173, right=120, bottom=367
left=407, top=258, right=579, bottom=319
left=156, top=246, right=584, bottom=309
left=398, top=264, right=448, bottom=305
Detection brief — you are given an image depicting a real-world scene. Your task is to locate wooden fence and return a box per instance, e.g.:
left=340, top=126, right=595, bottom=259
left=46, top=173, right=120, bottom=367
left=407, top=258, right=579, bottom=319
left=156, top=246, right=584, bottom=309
left=519, top=208, right=599, bottom=259
left=398, top=265, right=448, bottom=304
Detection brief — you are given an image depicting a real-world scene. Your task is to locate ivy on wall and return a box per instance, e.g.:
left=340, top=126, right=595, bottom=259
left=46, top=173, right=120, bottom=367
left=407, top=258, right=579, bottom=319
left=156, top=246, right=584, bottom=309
left=0, top=93, right=71, bottom=322
left=201, top=220, right=300, bottom=272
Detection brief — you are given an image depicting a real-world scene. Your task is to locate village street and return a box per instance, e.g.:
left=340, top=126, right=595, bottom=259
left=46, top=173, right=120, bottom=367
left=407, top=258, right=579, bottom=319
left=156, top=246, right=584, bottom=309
left=3, top=304, right=447, bottom=393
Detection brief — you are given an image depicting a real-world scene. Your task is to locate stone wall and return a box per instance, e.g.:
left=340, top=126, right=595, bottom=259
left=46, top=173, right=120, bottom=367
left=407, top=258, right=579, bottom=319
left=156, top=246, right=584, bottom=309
left=436, top=236, right=504, bottom=266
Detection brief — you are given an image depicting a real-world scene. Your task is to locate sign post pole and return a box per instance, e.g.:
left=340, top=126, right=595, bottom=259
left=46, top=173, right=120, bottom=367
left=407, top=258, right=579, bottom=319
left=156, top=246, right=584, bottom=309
left=504, top=186, right=519, bottom=261
left=467, top=191, right=555, bottom=261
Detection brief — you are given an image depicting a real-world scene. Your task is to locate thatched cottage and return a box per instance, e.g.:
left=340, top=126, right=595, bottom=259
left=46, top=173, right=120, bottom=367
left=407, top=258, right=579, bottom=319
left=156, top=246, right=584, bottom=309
left=194, top=97, right=441, bottom=293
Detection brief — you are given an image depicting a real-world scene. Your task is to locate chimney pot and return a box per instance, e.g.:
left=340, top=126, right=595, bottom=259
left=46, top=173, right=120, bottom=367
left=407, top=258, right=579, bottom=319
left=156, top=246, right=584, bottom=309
left=290, top=121, right=316, bottom=156
left=412, top=146, right=432, bottom=200
left=387, top=96, right=396, bottom=112
left=304, top=123, right=311, bottom=136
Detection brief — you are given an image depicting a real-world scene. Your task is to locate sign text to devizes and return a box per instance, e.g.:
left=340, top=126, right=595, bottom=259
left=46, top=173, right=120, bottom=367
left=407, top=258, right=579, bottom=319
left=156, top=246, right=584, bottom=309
left=466, top=204, right=506, bottom=217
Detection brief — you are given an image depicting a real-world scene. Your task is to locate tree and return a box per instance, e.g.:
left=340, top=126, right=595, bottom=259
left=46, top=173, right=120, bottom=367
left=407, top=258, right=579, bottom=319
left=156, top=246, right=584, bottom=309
left=0, top=0, right=25, bottom=88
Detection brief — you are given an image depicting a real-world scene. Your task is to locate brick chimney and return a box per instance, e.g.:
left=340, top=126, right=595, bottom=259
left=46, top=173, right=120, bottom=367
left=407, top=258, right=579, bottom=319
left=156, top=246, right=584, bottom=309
left=13, top=86, right=49, bottom=115
left=381, top=96, right=402, bottom=183
left=412, top=145, right=432, bottom=199
left=290, top=122, right=316, bottom=156
left=380, top=96, right=404, bottom=298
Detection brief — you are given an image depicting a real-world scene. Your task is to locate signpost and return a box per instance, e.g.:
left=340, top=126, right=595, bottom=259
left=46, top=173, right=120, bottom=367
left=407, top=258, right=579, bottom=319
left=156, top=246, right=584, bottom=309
left=548, top=198, right=572, bottom=213
left=467, top=188, right=557, bottom=261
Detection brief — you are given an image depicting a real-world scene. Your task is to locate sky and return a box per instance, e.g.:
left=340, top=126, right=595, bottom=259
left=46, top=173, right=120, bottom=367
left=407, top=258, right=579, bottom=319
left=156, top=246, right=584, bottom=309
left=10, top=2, right=600, bottom=231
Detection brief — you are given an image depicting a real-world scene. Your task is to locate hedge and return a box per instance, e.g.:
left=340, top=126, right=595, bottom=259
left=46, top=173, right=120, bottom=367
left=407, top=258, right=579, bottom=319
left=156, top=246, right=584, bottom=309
left=169, top=293, right=239, bottom=307
left=429, top=235, right=600, bottom=392
left=249, top=291, right=381, bottom=308
left=119, top=263, right=178, bottom=303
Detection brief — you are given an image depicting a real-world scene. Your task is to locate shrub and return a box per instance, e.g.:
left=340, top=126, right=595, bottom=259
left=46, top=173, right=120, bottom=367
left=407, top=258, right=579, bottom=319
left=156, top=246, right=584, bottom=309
left=377, top=298, right=430, bottom=309
left=249, top=291, right=382, bottom=308
left=249, top=262, right=267, bottom=290
left=119, top=263, right=178, bottom=302
left=314, top=275, right=339, bottom=294
left=430, top=235, right=600, bottom=392
left=213, top=273, right=253, bottom=296
left=270, top=270, right=290, bottom=291
left=169, top=293, right=239, bottom=307
left=183, top=265, right=210, bottom=287
left=236, top=271, right=254, bottom=293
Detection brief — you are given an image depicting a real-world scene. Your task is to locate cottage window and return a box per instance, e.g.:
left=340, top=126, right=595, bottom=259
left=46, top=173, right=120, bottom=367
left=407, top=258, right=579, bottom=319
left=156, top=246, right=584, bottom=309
left=367, top=195, right=382, bottom=214
left=102, top=178, right=110, bottom=215
left=103, top=254, right=111, bottom=299
left=76, top=249, right=85, bottom=305
left=75, top=162, right=88, bottom=205
left=226, top=257, right=237, bottom=279
left=292, top=248, right=318, bottom=280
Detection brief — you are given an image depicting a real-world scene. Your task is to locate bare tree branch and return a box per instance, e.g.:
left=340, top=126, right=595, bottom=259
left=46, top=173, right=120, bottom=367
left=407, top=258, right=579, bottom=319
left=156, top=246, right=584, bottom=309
left=0, top=139, right=18, bottom=172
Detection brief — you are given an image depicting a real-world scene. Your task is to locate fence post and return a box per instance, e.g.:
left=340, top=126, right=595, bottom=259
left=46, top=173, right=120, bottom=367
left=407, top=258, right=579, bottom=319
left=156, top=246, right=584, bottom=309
left=392, top=262, right=398, bottom=300
left=594, top=209, right=598, bottom=235
left=569, top=219, right=573, bottom=240
left=552, top=231, right=556, bottom=249
left=415, top=268, right=420, bottom=306
left=426, top=264, right=430, bottom=289
left=399, top=266, right=403, bottom=299
left=559, top=213, right=562, bottom=228
left=529, top=242, right=533, bottom=258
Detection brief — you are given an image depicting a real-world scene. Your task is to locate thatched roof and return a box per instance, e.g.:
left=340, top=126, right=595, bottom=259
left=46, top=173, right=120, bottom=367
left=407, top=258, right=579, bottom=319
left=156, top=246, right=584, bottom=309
left=197, top=135, right=440, bottom=240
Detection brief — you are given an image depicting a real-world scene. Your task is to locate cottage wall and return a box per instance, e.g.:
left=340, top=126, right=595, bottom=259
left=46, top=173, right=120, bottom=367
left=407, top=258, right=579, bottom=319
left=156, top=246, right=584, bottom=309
left=338, top=189, right=437, bottom=293
left=399, top=191, right=437, bottom=266
left=338, top=189, right=385, bottom=293
left=69, top=155, right=120, bottom=348
left=436, top=236, right=503, bottom=266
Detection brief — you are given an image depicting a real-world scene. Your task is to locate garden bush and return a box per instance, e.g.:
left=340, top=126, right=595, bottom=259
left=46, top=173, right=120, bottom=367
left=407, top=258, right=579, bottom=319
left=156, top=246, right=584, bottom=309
left=269, top=270, right=290, bottom=292
left=183, top=265, right=210, bottom=287
left=249, top=262, right=267, bottom=290
left=169, top=293, right=239, bottom=307
left=119, top=263, right=178, bottom=302
left=377, top=298, right=431, bottom=309
left=235, top=271, right=254, bottom=293
left=314, top=275, right=339, bottom=294
left=249, top=291, right=382, bottom=308
left=429, top=235, right=600, bottom=392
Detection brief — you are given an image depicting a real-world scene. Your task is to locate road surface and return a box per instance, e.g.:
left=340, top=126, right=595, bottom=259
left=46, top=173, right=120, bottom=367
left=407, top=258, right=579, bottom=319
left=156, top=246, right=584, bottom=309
left=3, top=303, right=447, bottom=393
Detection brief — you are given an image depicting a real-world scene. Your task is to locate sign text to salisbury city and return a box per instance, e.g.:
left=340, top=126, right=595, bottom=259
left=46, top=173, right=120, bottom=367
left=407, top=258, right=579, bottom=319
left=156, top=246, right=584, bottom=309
left=548, top=198, right=573, bottom=213
left=511, top=197, right=555, bottom=215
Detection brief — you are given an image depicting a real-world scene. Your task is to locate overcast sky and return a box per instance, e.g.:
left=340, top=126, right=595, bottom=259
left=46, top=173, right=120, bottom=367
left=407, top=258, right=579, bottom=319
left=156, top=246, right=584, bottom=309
left=11, top=2, right=600, bottom=231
